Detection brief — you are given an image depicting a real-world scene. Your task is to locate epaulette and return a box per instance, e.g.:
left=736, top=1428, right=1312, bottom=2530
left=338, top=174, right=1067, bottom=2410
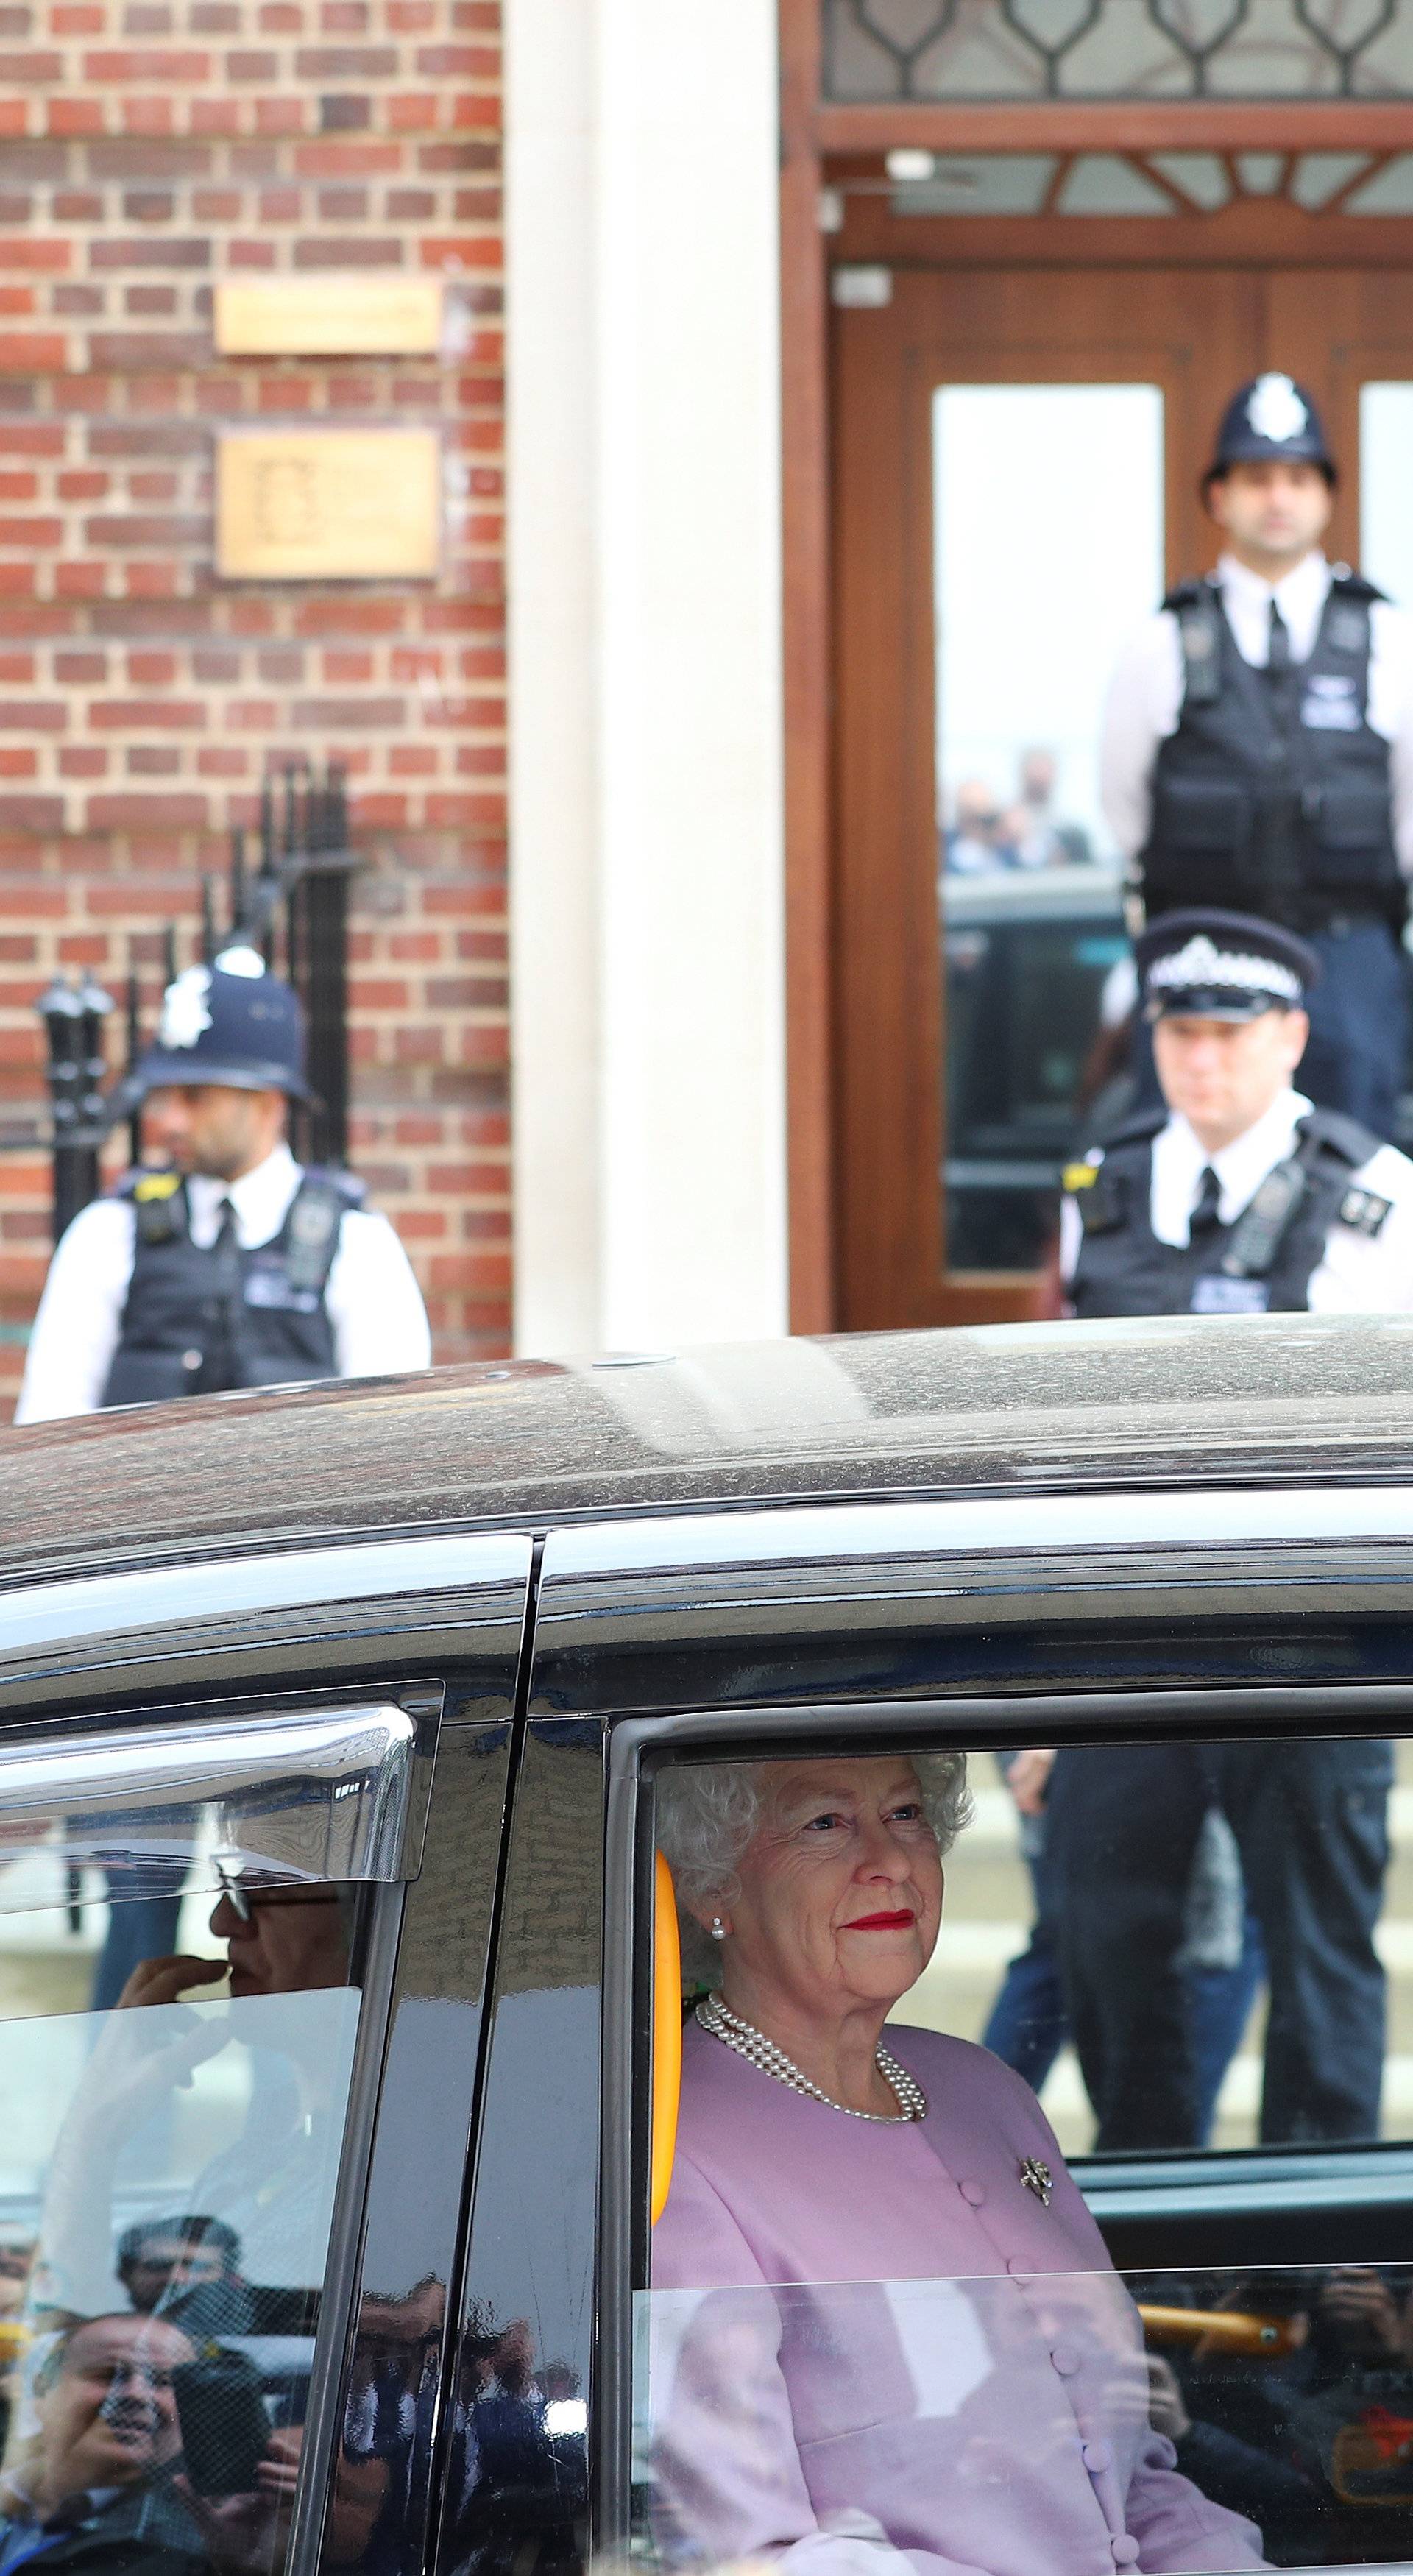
left=1161, top=581, right=1222, bottom=706
left=285, top=1165, right=364, bottom=1294
left=300, top=1162, right=367, bottom=1208
left=112, top=1167, right=185, bottom=1245
left=1328, top=567, right=1387, bottom=604
left=1297, top=1106, right=1384, bottom=1170
left=1094, top=1103, right=1169, bottom=1151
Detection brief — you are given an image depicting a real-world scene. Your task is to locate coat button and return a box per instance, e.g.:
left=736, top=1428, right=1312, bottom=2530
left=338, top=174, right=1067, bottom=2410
left=1110, top=2538, right=1140, bottom=2566
left=1082, top=2441, right=1112, bottom=2474
left=1049, top=2343, right=1080, bottom=2375
left=958, top=2180, right=985, bottom=2207
left=182, top=1350, right=202, bottom=1370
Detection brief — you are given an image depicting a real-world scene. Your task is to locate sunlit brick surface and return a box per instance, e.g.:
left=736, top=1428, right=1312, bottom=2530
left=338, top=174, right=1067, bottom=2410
left=0, top=0, right=509, bottom=1412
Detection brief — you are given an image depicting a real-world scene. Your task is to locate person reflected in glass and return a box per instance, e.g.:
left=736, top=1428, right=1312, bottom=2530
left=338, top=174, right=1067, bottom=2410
left=32, top=1879, right=354, bottom=2324
left=116, top=2221, right=252, bottom=2343
left=652, top=1755, right=1268, bottom=2575
left=0, top=2314, right=203, bottom=2576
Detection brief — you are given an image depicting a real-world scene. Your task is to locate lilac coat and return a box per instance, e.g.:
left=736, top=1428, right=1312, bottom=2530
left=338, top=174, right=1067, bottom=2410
left=648, top=2022, right=1267, bottom=2576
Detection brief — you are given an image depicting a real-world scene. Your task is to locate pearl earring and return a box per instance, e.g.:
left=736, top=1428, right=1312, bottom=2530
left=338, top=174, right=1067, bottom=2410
left=710, top=1917, right=726, bottom=1941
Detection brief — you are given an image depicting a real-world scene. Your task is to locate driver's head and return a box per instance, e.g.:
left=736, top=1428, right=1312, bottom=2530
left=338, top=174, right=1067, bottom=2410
left=207, top=1883, right=350, bottom=1998
left=32, top=2315, right=194, bottom=2505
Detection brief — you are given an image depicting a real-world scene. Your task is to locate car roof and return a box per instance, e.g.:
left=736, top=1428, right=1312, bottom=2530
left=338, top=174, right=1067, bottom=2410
left=3, top=1314, right=1413, bottom=1588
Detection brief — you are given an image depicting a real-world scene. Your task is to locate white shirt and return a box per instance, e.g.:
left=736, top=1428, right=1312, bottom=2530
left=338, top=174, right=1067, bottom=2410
left=13, top=1142, right=432, bottom=1423
left=1058, top=1084, right=1413, bottom=1310
left=1099, top=551, right=1413, bottom=876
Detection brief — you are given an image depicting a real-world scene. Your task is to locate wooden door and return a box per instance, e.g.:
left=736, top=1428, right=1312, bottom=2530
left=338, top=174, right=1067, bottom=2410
left=832, top=261, right=1395, bottom=1331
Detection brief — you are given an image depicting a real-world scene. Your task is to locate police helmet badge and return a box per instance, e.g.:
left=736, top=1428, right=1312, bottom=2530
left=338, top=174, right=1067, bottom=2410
left=157, top=964, right=213, bottom=1051
left=1245, top=373, right=1308, bottom=445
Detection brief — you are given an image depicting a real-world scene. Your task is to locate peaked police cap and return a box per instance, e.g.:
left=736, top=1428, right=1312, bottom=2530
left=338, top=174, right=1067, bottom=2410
left=1205, top=372, right=1335, bottom=481
left=1136, top=907, right=1322, bottom=1022
left=132, top=958, right=312, bottom=1100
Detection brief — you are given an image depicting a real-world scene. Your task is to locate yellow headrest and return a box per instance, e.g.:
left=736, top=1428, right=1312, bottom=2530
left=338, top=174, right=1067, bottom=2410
left=651, top=1850, right=682, bottom=2226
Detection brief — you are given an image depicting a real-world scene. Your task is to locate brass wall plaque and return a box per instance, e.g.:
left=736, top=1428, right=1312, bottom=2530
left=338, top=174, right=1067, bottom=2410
left=214, top=277, right=444, bottom=357
left=216, top=429, right=442, bottom=580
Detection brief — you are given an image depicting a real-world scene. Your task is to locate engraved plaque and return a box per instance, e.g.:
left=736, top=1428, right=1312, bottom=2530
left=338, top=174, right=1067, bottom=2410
left=214, top=277, right=445, bottom=358
left=216, top=428, right=441, bottom=579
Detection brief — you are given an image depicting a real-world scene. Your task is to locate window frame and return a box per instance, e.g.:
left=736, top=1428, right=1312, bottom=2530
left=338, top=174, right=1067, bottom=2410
left=599, top=1678, right=1413, bottom=2561
left=0, top=1680, right=442, bottom=2576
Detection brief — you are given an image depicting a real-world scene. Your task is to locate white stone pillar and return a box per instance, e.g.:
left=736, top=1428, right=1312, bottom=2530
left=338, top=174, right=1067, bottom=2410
left=506, top=0, right=788, bottom=1356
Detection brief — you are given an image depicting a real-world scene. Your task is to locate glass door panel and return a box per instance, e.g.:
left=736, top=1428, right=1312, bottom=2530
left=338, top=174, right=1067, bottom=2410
left=1360, top=382, right=1413, bottom=601
left=934, top=383, right=1159, bottom=1270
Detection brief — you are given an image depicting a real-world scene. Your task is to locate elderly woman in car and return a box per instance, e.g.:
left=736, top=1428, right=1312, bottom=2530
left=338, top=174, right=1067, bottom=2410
left=651, top=1753, right=1267, bottom=2576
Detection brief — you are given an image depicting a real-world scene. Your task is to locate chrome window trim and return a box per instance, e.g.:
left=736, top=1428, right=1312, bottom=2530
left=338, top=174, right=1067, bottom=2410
left=544, top=1485, right=1413, bottom=1590
left=0, top=1692, right=440, bottom=1894
left=0, top=1532, right=530, bottom=1692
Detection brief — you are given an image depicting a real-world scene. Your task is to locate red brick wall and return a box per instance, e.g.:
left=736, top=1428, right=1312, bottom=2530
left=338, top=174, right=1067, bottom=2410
left=0, top=0, right=508, bottom=1414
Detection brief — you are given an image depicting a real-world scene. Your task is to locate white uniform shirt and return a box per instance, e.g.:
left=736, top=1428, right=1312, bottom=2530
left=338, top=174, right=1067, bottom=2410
left=1099, top=551, right=1413, bottom=877
left=13, top=1142, right=432, bottom=1423
left=1058, top=1084, right=1413, bottom=1311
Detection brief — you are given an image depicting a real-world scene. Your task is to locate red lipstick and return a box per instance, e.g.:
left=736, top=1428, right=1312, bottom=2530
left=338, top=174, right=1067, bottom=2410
left=846, top=1908, right=915, bottom=1931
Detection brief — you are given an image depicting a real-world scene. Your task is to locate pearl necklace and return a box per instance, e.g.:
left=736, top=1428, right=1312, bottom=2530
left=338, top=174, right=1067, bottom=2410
left=695, top=1992, right=928, bottom=2123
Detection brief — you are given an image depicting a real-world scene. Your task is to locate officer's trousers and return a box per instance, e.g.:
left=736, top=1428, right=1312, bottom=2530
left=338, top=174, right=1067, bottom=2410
left=1300, top=918, right=1409, bottom=1142
left=1046, top=1735, right=1392, bottom=2151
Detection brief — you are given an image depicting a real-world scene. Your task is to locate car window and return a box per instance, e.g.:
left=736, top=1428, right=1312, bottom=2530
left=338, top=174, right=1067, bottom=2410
left=638, top=1735, right=1413, bottom=2575
left=0, top=1701, right=418, bottom=2576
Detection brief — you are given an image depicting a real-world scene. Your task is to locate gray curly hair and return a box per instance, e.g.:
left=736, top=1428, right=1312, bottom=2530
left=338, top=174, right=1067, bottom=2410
left=656, top=1752, right=971, bottom=1978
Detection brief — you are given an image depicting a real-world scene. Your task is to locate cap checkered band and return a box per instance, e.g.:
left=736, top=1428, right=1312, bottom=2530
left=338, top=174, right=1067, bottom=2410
left=1146, top=933, right=1302, bottom=1004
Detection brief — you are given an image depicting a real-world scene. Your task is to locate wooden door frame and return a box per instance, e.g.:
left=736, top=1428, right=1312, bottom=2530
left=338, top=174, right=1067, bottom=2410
left=777, top=0, right=1413, bottom=1331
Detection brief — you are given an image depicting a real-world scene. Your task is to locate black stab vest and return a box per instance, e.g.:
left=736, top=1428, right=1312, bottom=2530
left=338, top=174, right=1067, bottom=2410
left=101, top=1164, right=364, bottom=1408
left=1140, top=572, right=1404, bottom=932
left=1067, top=1105, right=1384, bottom=1320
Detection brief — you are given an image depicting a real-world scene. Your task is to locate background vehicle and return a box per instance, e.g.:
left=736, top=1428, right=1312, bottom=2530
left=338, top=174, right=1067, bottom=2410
left=946, top=866, right=1413, bottom=1272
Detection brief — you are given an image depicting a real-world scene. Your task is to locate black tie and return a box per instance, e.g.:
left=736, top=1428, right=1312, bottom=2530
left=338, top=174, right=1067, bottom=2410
left=1189, top=1165, right=1223, bottom=1238
left=1267, top=598, right=1292, bottom=673
left=204, top=1195, right=240, bottom=1389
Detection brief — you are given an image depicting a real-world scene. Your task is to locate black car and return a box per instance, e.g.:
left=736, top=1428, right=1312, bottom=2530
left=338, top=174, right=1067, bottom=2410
left=7, top=1320, right=1413, bottom=2576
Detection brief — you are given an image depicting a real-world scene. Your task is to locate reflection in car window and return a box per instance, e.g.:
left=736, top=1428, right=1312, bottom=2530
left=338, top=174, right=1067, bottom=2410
left=645, top=1743, right=1413, bottom=2572
left=637, top=2266, right=1413, bottom=2575
left=0, top=1838, right=364, bottom=2576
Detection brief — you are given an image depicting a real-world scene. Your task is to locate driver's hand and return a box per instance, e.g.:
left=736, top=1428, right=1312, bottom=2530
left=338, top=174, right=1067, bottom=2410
left=114, top=1953, right=226, bottom=2011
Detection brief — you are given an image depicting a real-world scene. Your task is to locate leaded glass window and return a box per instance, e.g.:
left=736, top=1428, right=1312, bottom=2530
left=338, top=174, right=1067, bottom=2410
left=824, top=0, right=1413, bottom=102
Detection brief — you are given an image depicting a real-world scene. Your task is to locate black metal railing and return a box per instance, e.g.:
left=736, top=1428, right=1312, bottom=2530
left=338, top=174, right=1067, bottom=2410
left=32, top=761, right=358, bottom=1246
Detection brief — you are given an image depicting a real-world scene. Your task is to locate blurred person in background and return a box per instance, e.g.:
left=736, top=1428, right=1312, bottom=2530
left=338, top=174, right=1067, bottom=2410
left=15, top=955, right=428, bottom=1426
left=1008, top=746, right=1093, bottom=868
left=942, top=777, right=1018, bottom=875
left=1102, top=371, right=1413, bottom=1136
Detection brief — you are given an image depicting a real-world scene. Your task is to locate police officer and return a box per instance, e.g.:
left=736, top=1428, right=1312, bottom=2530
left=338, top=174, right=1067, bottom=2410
left=1048, top=905, right=1408, bottom=2151
left=1102, top=370, right=1413, bottom=1136
left=1061, top=908, right=1413, bottom=1317
left=15, top=955, right=431, bottom=1422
